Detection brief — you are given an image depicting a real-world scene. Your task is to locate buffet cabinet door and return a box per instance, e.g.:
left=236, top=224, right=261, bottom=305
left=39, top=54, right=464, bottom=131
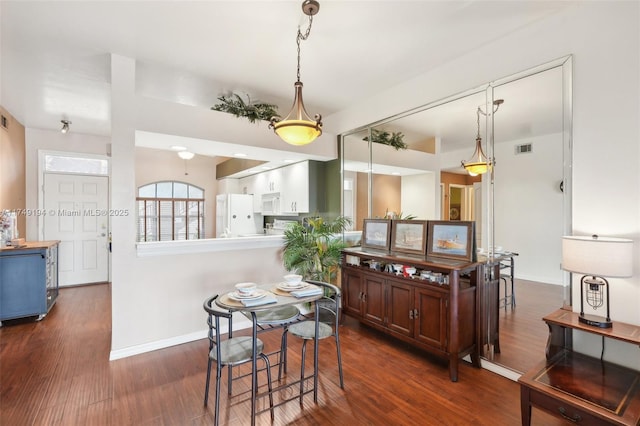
left=414, top=286, right=449, bottom=350
left=362, top=273, right=385, bottom=326
left=342, top=268, right=364, bottom=317
left=386, top=278, right=414, bottom=337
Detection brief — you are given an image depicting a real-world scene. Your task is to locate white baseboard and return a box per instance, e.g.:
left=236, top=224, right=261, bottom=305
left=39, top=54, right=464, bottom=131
left=480, top=359, right=522, bottom=382
left=109, top=317, right=254, bottom=361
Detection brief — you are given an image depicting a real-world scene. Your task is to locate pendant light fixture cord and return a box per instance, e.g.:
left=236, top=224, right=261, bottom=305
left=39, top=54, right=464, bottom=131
left=296, top=14, right=314, bottom=82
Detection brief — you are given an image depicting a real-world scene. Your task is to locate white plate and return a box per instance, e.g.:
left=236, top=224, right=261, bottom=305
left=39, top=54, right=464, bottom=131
left=227, top=289, right=268, bottom=301
left=277, top=282, right=307, bottom=291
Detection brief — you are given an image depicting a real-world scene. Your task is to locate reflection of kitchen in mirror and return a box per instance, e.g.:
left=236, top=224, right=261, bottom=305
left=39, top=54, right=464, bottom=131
left=340, top=57, right=571, bottom=376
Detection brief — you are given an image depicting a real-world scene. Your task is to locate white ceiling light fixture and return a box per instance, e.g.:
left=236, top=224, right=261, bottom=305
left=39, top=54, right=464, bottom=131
left=60, top=119, right=71, bottom=134
left=178, top=151, right=195, bottom=160
left=269, top=0, right=323, bottom=146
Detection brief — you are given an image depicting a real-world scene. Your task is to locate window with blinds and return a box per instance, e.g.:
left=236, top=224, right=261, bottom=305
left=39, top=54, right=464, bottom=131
left=136, top=182, right=204, bottom=242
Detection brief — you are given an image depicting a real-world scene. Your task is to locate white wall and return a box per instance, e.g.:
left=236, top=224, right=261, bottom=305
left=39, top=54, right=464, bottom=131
left=494, top=133, right=564, bottom=285
left=401, top=173, right=436, bottom=220
left=327, top=2, right=639, bottom=369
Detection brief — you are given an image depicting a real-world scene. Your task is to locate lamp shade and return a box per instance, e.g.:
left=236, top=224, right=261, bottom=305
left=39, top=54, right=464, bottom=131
left=562, top=235, right=633, bottom=278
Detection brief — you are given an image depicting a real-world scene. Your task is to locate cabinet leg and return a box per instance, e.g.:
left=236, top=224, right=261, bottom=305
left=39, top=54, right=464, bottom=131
left=470, top=350, right=481, bottom=368
left=520, top=386, right=532, bottom=426
left=449, top=357, right=458, bottom=382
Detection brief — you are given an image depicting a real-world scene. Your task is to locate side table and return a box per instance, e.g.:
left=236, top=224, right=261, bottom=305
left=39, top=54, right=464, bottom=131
left=518, top=309, right=640, bottom=425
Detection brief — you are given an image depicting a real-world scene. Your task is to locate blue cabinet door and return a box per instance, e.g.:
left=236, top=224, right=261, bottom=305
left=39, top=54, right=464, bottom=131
left=0, top=251, right=46, bottom=320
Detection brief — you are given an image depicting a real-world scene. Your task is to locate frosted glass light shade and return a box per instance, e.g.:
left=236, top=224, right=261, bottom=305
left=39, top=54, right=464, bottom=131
left=273, top=120, right=322, bottom=146
left=270, top=81, right=322, bottom=146
left=178, top=151, right=195, bottom=160
left=461, top=137, right=491, bottom=176
left=562, top=235, right=633, bottom=278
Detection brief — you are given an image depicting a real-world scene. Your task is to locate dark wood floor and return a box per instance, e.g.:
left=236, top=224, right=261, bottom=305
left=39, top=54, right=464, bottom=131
left=492, top=279, right=564, bottom=373
left=0, top=283, right=566, bottom=425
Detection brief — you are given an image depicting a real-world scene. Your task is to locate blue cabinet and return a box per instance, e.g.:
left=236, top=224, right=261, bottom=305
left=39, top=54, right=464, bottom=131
left=0, top=241, right=59, bottom=322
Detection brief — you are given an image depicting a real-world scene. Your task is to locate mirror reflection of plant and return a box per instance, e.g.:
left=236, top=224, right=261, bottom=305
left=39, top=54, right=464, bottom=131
left=282, top=216, right=352, bottom=285
left=381, top=209, right=417, bottom=220
left=363, top=129, right=408, bottom=150
left=211, top=93, right=280, bottom=123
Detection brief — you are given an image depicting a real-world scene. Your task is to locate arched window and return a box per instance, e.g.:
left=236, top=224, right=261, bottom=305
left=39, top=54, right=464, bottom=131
left=136, top=182, right=204, bottom=242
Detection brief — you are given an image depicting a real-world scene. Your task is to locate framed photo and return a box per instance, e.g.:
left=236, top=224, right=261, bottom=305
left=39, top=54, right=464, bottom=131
left=427, top=220, right=475, bottom=262
left=362, top=219, right=391, bottom=252
left=390, top=220, right=428, bottom=256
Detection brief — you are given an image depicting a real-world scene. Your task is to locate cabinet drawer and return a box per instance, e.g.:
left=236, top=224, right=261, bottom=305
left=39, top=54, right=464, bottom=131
left=528, top=388, right=616, bottom=425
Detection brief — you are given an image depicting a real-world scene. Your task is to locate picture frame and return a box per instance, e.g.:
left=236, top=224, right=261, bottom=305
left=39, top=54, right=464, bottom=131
left=427, top=220, right=475, bottom=262
left=390, top=220, right=428, bottom=256
left=362, top=219, right=391, bottom=252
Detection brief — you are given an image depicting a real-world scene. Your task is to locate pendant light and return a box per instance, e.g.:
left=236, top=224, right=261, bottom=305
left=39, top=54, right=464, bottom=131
left=269, top=0, right=323, bottom=146
left=461, top=99, right=504, bottom=176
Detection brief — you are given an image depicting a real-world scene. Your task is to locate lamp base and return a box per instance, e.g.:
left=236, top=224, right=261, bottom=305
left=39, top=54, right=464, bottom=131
left=578, top=313, right=612, bottom=328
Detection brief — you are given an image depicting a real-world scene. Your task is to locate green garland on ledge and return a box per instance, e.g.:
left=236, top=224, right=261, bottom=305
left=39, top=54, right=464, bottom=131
left=211, top=94, right=280, bottom=124
left=363, top=129, right=408, bottom=150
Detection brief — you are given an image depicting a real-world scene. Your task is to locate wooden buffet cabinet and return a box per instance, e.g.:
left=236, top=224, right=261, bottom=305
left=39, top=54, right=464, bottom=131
left=519, top=309, right=640, bottom=425
left=341, top=247, right=483, bottom=382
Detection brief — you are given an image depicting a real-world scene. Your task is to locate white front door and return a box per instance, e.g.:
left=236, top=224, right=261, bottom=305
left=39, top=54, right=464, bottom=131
left=43, top=173, right=109, bottom=286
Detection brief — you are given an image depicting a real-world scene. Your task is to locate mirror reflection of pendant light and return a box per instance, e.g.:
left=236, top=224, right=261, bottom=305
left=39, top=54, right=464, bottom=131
left=269, top=0, right=322, bottom=146
left=461, top=99, right=504, bottom=176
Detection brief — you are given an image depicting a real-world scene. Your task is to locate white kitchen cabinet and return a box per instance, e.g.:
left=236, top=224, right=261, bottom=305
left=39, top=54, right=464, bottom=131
left=239, top=174, right=262, bottom=213
left=260, top=168, right=282, bottom=193
left=281, top=161, right=310, bottom=214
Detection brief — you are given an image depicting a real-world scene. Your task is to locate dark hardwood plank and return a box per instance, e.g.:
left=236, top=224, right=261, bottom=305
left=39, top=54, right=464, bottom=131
left=492, top=279, right=564, bottom=373
left=0, top=283, right=566, bottom=425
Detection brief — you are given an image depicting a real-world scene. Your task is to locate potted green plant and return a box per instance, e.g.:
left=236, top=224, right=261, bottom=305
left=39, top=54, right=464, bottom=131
left=281, top=216, right=351, bottom=285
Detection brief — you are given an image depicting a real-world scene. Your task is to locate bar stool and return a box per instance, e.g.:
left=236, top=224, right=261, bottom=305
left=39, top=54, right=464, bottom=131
left=241, top=305, right=300, bottom=379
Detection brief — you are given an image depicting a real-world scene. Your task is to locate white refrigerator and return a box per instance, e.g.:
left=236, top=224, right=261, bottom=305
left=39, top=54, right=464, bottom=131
left=215, top=194, right=258, bottom=237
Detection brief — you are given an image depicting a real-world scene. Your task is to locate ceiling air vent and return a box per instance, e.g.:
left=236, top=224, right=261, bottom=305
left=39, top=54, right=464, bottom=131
left=1, top=115, right=7, bottom=130
left=515, top=143, right=532, bottom=154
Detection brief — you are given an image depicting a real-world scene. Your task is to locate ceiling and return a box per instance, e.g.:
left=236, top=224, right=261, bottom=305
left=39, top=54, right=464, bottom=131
left=1, top=1, right=573, bottom=168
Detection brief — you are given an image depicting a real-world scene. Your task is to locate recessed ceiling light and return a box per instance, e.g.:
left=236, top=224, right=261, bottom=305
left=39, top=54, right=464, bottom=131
left=234, top=153, right=248, bottom=158
left=171, top=145, right=187, bottom=151
left=261, top=166, right=271, bottom=170
left=283, top=159, right=296, bottom=163
left=392, top=172, right=401, bottom=176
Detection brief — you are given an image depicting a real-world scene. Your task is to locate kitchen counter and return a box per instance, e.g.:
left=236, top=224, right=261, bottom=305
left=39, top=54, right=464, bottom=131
left=136, top=234, right=284, bottom=257
left=0, top=240, right=60, bottom=252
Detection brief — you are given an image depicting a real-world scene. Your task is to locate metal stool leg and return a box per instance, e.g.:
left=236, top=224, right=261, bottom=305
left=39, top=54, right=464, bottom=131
left=299, top=339, right=308, bottom=405
left=335, top=333, right=344, bottom=389
left=278, top=327, right=289, bottom=380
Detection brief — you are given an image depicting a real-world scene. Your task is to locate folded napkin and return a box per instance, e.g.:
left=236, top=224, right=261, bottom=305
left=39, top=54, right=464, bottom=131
left=241, top=294, right=277, bottom=307
left=290, top=286, right=323, bottom=298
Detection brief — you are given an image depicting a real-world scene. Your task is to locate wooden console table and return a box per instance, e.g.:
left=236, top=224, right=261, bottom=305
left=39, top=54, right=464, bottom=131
left=519, top=309, right=640, bottom=425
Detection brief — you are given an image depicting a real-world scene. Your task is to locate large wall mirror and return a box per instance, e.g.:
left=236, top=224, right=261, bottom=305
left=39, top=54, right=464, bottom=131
left=339, top=56, right=572, bottom=375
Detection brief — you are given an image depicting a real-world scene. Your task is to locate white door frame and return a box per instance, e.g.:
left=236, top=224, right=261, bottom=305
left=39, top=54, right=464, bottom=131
left=38, top=150, right=111, bottom=282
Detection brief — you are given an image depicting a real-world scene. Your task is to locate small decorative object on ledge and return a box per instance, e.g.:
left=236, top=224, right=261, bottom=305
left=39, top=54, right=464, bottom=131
left=363, top=129, right=408, bottom=150
left=211, top=93, right=279, bottom=124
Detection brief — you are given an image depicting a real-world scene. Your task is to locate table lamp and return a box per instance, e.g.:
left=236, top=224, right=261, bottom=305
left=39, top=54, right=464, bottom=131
left=561, top=235, right=633, bottom=328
